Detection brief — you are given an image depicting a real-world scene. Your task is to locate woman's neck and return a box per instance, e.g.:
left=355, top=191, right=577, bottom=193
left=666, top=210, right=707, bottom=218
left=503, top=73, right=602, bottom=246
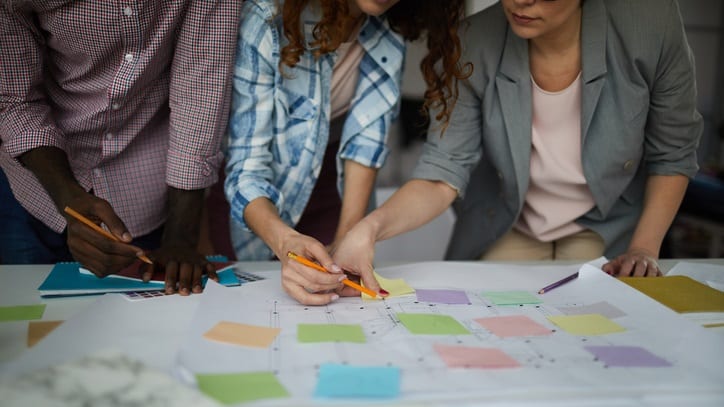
left=529, top=8, right=582, bottom=92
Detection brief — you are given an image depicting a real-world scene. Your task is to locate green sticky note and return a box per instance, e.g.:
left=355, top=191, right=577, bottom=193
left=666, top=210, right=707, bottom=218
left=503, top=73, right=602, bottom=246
left=196, top=372, right=289, bottom=404
left=548, top=314, right=626, bottom=336
left=297, top=324, right=366, bottom=343
left=397, top=313, right=470, bottom=335
left=0, top=304, right=46, bottom=322
left=482, top=291, right=543, bottom=305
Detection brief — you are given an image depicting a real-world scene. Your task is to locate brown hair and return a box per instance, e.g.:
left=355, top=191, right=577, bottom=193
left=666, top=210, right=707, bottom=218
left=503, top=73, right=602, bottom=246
left=280, top=0, right=472, bottom=132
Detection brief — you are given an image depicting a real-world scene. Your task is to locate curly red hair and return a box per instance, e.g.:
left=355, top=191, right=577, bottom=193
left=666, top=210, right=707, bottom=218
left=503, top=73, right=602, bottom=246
left=281, top=0, right=472, bottom=133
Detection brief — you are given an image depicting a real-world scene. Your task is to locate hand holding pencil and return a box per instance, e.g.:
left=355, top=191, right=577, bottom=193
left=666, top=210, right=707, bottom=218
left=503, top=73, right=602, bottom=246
left=287, top=251, right=384, bottom=306
left=287, top=252, right=384, bottom=299
left=63, top=203, right=152, bottom=277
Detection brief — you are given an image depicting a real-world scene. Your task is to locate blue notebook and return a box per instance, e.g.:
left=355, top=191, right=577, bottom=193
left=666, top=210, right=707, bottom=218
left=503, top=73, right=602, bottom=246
left=38, top=260, right=242, bottom=297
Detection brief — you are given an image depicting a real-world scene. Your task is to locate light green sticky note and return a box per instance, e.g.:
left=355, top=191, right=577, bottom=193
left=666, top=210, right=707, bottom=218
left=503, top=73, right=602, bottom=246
left=548, top=314, right=626, bottom=336
left=196, top=372, right=289, bottom=404
left=297, top=323, right=366, bottom=343
left=0, top=304, right=46, bottom=322
left=397, top=313, right=470, bottom=335
left=482, top=291, right=543, bottom=305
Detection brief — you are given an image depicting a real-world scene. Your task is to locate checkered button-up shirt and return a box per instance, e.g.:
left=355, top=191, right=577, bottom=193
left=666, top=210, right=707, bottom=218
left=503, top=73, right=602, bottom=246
left=0, top=1, right=242, bottom=235
left=225, top=0, right=405, bottom=260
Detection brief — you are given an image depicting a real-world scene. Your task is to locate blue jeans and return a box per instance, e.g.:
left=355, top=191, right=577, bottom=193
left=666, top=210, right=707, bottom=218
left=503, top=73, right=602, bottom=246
left=0, top=170, right=163, bottom=264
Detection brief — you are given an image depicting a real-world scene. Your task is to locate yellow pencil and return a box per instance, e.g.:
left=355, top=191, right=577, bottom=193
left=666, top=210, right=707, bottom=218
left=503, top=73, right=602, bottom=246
left=64, top=206, right=153, bottom=264
left=287, top=251, right=383, bottom=299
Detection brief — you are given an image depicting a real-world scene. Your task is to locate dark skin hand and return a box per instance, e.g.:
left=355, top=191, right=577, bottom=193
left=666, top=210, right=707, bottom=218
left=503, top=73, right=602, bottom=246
left=20, top=147, right=217, bottom=294
left=20, top=147, right=142, bottom=275
left=142, top=187, right=218, bottom=296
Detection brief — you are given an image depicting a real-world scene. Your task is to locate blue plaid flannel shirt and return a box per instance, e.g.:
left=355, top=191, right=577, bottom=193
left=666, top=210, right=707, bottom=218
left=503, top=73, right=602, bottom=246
left=225, top=0, right=405, bottom=260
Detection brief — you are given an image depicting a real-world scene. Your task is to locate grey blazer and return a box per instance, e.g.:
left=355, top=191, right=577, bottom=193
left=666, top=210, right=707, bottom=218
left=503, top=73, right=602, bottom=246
left=411, top=0, right=702, bottom=259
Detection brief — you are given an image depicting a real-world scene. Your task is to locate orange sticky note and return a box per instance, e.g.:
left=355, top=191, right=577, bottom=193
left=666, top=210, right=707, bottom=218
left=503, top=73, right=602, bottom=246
left=27, top=320, right=63, bottom=347
left=203, top=321, right=281, bottom=348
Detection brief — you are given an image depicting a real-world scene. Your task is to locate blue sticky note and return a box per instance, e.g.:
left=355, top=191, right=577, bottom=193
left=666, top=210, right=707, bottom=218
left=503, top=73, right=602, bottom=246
left=314, top=364, right=400, bottom=399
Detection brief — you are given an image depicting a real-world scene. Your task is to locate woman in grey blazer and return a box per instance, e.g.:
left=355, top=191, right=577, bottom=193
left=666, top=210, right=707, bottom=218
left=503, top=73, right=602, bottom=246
left=311, top=0, right=701, bottom=302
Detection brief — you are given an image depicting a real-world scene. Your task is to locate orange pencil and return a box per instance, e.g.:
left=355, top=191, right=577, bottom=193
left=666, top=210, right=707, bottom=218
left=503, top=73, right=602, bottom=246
left=64, top=206, right=153, bottom=264
left=287, top=251, right=383, bottom=299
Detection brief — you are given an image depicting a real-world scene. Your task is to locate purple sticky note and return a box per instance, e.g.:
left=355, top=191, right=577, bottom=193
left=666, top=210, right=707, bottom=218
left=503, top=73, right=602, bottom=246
left=416, top=289, right=471, bottom=304
left=584, top=346, right=672, bottom=367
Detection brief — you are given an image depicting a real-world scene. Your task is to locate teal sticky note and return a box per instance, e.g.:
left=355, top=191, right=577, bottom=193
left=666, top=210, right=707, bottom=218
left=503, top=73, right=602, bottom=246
left=196, top=371, right=289, bottom=404
left=297, top=324, right=366, bottom=343
left=397, top=313, right=470, bottom=335
left=482, top=291, right=543, bottom=305
left=314, top=364, right=400, bottom=399
left=0, top=304, right=46, bottom=322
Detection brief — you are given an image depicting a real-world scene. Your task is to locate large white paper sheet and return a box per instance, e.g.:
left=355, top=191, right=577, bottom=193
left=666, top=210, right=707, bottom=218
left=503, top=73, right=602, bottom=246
left=176, top=262, right=724, bottom=405
left=0, top=293, right=201, bottom=378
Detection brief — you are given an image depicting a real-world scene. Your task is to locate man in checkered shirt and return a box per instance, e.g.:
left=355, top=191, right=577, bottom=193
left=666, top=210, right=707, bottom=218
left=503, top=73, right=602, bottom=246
left=0, top=1, right=243, bottom=295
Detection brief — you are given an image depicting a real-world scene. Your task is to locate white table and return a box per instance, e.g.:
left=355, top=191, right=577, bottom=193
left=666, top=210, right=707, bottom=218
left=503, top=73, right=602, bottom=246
left=1, top=260, right=723, bottom=406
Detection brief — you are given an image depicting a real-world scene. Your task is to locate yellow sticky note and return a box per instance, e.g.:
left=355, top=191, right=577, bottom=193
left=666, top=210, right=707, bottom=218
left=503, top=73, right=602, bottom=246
left=362, top=271, right=415, bottom=300
left=203, top=321, right=281, bottom=348
left=547, top=314, right=626, bottom=336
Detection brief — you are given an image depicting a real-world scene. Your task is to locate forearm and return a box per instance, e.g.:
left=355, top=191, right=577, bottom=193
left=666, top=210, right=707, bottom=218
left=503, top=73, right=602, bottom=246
left=244, top=197, right=297, bottom=258
left=18, top=146, right=86, bottom=211
left=627, top=174, right=689, bottom=256
left=362, top=179, right=457, bottom=242
left=162, top=187, right=206, bottom=248
left=335, top=160, right=377, bottom=241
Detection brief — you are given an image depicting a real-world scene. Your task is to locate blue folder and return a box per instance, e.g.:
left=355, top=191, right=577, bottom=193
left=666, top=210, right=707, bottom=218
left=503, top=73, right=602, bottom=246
left=38, top=261, right=241, bottom=297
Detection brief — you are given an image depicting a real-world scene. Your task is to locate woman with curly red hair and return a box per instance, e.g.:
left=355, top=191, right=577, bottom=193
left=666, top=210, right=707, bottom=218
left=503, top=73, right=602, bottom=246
left=225, top=0, right=470, bottom=304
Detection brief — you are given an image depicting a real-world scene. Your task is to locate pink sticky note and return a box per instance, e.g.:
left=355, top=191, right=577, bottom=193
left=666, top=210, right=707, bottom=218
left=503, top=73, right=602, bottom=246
left=474, top=315, right=552, bottom=338
left=434, top=344, right=520, bottom=369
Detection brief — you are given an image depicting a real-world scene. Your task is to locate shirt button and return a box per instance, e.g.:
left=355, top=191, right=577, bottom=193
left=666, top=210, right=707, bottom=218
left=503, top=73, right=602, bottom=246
left=124, top=53, right=134, bottom=62
left=111, top=103, right=121, bottom=110
left=623, top=160, right=634, bottom=171
left=123, top=6, right=133, bottom=16
left=105, top=133, right=113, bottom=140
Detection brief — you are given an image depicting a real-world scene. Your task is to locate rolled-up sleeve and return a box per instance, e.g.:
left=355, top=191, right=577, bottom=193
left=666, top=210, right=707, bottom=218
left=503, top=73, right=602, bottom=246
left=0, top=5, right=65, bottom=158
left=644, top=0, right=702, bottom=177
left=411, top=77, right=483, bottom=199
left=224, top=4, right=283, bottom=229
left=167, top=0, right=243, bottom=190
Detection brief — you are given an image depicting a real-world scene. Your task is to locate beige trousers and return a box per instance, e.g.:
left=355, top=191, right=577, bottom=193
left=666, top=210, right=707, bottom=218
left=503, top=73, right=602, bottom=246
left=481, top=228, right=605, bottom=261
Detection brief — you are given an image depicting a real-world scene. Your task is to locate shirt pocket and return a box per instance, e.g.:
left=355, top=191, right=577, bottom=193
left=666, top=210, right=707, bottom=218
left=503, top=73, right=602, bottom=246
left=277, top=87, right=319, bottom=123
left=273, top=88, right=320, bottom=166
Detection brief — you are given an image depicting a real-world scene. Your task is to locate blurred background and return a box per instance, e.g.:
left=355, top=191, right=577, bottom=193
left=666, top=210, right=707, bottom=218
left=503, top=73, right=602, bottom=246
left=375, top=0, right=724, bottom=261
